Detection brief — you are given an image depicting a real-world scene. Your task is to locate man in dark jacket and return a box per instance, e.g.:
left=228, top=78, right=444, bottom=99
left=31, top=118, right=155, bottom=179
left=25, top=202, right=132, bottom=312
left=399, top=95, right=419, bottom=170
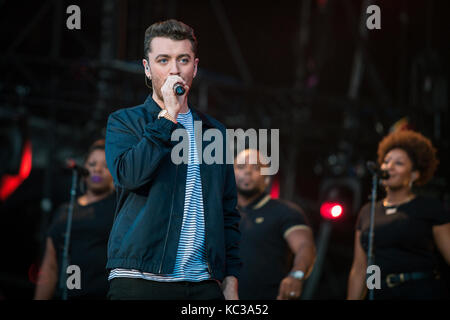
left=105, top=19, right=241, bottom=300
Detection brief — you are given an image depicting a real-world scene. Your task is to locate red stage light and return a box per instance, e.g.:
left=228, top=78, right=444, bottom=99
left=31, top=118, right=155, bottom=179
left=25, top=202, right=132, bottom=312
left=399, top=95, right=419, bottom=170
left=270, top=175, right=280, bottom=199
left=0, top=140, right=32, bottom=201
left=320, top=202, right=344, bottom=220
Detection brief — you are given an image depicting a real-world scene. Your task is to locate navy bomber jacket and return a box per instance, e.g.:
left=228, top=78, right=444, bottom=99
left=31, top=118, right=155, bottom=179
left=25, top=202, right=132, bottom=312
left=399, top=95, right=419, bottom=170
left=104, top=95, right=241, bottom=281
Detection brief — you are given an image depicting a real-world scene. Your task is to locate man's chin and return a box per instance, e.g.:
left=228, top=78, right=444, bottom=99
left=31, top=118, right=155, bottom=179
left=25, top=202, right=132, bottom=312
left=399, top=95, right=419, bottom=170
left=237, top=187, right=260, bottom=198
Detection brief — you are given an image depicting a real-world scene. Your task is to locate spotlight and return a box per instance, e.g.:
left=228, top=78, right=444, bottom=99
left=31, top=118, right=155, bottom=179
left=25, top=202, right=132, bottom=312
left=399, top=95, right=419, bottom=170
left=320, top=202, right=344, bottom=220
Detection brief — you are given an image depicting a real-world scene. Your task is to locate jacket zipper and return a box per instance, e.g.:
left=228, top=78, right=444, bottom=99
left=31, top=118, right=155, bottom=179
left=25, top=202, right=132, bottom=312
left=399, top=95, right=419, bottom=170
left=203, top=188, right=213, bottom=277
left=204, top=218, right=212, bottom=276
left=159, top=165, right=178, bottom=273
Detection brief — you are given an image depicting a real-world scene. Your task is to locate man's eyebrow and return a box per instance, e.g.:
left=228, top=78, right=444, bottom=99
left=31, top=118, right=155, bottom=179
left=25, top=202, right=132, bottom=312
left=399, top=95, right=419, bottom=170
left=177, top=54, right=192, bottom=59
left=154, top=54, right=170, bottom=60
left=153, top=53, right=192, bottom=60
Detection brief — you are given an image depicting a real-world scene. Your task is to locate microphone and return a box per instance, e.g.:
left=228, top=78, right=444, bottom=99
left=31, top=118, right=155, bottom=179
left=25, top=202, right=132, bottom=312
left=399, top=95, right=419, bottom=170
left=173, top=83, right=185, bottom=96
left=65, top=159, right=90, bottom=177
left=366, top=161, right=390, bottom=179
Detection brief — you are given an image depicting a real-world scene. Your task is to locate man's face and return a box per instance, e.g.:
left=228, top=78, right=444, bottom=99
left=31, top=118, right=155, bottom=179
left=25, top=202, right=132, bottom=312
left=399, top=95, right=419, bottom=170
left=143, top=37, right=198, bottom=102
left=234, top=150, right=268, bottom=198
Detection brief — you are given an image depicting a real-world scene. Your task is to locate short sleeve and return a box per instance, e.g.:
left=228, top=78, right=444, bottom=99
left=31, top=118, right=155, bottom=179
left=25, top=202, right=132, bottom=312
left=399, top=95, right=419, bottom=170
left=278, top=201, right=309, bottom=238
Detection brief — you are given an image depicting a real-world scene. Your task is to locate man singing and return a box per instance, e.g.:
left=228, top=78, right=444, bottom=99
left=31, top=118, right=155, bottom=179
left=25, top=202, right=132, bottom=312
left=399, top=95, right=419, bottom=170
left=105, top=19, right=241, bottom=300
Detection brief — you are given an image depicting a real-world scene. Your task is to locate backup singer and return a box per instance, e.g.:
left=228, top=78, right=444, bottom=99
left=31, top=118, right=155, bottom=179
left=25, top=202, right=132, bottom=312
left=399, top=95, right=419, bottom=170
left=34, top=140, right=115, bottom=299
left=347, top=130, right=450, bottom=299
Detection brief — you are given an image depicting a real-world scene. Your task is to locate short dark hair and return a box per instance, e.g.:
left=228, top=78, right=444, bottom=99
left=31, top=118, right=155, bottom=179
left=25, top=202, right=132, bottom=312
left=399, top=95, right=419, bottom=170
left=377, top=130, right=439, bottom=186
left=143, top=19, right=197, bottom=59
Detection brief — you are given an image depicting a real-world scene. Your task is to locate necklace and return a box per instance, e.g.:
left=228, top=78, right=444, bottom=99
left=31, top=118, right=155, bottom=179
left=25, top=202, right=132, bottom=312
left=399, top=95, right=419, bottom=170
left=383, top=194, right=415, bottom=215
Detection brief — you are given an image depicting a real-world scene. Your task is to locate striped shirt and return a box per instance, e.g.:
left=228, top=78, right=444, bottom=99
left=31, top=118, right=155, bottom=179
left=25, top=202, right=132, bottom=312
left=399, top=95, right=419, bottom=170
left=109, top=109, right=210, bottom=282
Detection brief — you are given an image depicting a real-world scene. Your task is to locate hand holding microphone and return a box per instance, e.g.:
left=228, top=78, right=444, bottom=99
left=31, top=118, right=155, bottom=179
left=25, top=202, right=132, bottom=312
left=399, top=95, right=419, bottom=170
left=162, top=75, right=187, bottom=97
left=161, top=75, right=189, bottom=119
left=173, top=83, right=185, bottom=96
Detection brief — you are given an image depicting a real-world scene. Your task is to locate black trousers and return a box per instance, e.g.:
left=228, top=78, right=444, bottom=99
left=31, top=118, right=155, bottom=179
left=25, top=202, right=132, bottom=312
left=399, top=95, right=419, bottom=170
left=107, top=277, right=225, bottom=300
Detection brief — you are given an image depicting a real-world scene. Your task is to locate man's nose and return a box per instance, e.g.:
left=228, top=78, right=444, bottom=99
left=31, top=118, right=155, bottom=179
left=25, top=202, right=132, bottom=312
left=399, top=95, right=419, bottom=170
left=169, top=60, right=180, bottom=74
left=243, top=164, right=253, bottom=174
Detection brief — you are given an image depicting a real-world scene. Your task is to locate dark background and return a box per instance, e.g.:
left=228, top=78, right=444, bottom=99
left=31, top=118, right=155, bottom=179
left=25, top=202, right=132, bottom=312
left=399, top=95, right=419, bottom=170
left=0, top=0, right=448, bottom=299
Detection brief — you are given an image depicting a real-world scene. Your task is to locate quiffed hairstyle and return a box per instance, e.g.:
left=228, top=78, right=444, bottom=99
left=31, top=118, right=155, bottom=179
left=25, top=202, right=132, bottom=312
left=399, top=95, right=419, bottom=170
left=377, top=130, right=439, bottom=186
left=143, top=19, right=197, bottom=59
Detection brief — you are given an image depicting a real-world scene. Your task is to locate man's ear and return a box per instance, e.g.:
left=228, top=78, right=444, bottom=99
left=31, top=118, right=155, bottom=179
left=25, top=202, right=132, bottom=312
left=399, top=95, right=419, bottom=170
left=193, top=58, right=199, bottom=78
left=143, top=59, right=151, bottom=79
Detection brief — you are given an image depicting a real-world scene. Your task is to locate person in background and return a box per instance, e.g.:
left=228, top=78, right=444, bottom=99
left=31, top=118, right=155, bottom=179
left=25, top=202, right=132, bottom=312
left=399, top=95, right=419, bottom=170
left=347, top=130, right=450, bottom=299
left=234, top=149, right=316, bottom=300
left=34, top=139, right=115, bottom=299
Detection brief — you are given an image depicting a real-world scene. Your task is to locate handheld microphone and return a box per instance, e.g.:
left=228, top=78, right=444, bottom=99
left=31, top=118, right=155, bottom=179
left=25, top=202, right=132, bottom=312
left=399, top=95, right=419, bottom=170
left=173, top=83, right=185, bottom=96
left=65, top=159, right=90, bottom=177
left=366, top=161, right=390, bottom=179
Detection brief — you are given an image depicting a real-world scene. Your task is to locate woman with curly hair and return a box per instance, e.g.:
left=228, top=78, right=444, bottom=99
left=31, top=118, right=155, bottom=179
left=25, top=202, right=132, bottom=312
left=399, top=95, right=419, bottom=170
left=347, top=130, right=450, bottom=299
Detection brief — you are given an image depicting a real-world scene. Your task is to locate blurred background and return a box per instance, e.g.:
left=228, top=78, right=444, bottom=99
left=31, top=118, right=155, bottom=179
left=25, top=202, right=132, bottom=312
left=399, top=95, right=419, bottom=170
left=0, top=0, right=448, bottom=299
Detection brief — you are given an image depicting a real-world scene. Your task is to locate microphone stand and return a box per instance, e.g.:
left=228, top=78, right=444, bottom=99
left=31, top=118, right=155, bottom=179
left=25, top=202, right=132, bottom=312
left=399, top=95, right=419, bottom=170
left=58, top=168, right=79, bottom=300
left=366, top=170, right=379, bottom=301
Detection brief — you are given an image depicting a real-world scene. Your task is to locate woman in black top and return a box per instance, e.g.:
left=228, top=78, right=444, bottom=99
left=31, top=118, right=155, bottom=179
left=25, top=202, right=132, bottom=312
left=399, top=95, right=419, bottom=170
left=34, top=140, right=115, bottom=299
left=347, top=130, right=450, bottom=299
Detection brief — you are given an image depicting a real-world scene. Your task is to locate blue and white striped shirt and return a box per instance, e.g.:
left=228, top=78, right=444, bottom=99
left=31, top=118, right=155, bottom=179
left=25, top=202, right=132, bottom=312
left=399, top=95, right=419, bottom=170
left=109, top=109, right=210, bottom=282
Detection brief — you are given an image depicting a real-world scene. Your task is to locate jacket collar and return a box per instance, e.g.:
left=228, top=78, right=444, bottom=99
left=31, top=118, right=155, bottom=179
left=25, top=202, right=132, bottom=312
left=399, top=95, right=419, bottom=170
left=144, top=94, right=216, bottom=129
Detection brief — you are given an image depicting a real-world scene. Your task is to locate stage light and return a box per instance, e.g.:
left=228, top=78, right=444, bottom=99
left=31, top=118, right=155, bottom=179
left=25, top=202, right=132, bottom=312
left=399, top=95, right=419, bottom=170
left=269, top=174, right=280, bottom=199
left=320, top=202, right=344, bottom=220
left=318, top=176, right=362, bottom=219
left=0, top=113, right=31, bottom=202
left=0, top=140, right=32, bottom=201
left=331, top=204, right=343, bottom=217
